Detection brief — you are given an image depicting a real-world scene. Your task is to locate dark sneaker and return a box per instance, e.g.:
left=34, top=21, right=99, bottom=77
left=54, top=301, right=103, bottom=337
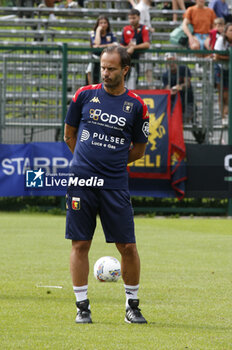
left=125, top=299, right=147, bottom=324
left=75, top=299, right=92, bottom=324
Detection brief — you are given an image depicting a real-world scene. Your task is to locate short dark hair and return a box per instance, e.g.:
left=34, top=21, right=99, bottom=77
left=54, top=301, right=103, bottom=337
left=100, top=46, right=131, bottom=69
left=128, top=9, right=140, bottom=17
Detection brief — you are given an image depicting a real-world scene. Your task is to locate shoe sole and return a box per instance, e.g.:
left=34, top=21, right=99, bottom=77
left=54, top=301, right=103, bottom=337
left=124, top=317, right=147, bottom=324
left=125, top=317, right=131, bottom=324
left=75, top=320, right=92, bottom=324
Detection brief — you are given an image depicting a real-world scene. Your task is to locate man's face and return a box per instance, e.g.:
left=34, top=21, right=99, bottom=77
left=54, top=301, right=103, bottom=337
left=100, top=52, right=128, bottom=88
left=166, top=57, right=177, bottom=72
left=128, top=14, right=140, bottom=28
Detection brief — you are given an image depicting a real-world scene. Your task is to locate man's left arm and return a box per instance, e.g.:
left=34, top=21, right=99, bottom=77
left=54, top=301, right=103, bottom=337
left=128, top=99, right=149, bottom=163
left=135, top=25, right=150, bottom=50
left=128, top=143, right=147, bottom=164
left=120, top=27, right=127, bottom=47
left=133, top=41, right=150, bottom=50
left=139, top=25, right=150, bottom=49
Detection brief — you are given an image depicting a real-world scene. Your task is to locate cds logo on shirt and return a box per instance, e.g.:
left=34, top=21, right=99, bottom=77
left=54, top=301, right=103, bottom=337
left=89, top=109, right=126, bottom=127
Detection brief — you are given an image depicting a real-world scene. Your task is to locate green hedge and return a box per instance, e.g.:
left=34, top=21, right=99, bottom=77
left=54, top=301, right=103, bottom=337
left=0, top=196, right=228, bottom=216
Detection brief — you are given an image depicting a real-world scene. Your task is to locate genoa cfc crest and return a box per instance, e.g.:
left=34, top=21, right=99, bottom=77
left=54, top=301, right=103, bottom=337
left=123, top=101, right=133, bottom=113
left=72, top=197, right=80, bottom=210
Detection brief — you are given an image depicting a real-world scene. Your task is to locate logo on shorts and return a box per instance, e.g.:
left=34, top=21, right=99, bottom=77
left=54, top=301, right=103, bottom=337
left=72, top=197, right=80, bottom=210
left=123, top=101, right=133, bottom=113
left=26, top=168, right=44, bottom=188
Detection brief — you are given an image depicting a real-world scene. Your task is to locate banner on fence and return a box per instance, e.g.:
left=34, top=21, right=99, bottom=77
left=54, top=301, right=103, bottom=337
left=128, top=90, right=186, bottom=199
left=0, top=142, right=72, bottom=196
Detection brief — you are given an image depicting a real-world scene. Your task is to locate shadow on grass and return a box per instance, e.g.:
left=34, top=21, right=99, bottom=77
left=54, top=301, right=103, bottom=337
left=89, top=320, right=231, bottom=331
left=151, top=322, right=232, bottom=331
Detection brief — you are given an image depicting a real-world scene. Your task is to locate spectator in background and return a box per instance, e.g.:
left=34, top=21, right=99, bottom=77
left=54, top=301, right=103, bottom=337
left=39, top=0, right=78, bottom=20
left=172, top=0, right=186, bottom=23
left=162, top=52, right=195, bottom=123
left=39, top=0, right=62, bottom=20
left=128, top=0, right=154, bottom=87
left=120, top=9, right=150, bottom=89
left=208, top=17, right=225, bottom=49
left=214, top=22, right=232, bottom=125
left=206, top=18, right=225, bottom=123
left=163, top=0, right=194, bottom=22
left=86, top=16, right=117, bottom=84
left=182, top=0, right=216, bottom=50
left=208, top=0, right=232, bottom=23
left=128, top=0, right=154, bottom=31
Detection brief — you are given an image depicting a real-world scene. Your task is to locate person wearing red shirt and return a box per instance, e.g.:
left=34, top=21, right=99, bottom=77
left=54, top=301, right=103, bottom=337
left=120, top=9, right=150, bottom=88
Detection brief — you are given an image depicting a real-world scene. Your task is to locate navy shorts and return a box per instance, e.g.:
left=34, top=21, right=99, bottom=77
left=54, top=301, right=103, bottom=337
left=65, top=188, right=135, bottom=243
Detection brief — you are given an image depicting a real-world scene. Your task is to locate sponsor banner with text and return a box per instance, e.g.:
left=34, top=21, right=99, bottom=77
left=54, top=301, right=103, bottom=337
left=0, top=142, right=72, bottom=196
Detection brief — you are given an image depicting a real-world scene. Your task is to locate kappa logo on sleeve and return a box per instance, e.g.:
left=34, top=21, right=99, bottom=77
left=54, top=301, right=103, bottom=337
left=90, top=97, right=100, bottom=103
left=72, top=197, right=81, bottom=210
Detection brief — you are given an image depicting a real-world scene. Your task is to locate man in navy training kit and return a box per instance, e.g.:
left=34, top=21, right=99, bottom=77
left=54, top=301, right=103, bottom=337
left=64, top=46, right=149, bottom=324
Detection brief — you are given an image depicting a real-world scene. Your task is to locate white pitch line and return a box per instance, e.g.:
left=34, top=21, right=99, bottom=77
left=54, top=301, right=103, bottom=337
left=36, top=285, right=63, bottom=289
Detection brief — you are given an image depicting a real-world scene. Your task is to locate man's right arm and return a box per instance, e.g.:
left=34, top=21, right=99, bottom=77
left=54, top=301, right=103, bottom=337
left=120, top=28, right=127, bottom=47
left=64, top=123, right=78, bottom=154
left=64, top=88, right=83, bottom=153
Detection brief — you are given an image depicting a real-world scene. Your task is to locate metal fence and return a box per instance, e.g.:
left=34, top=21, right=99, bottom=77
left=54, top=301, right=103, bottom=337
left=0, top=44, right=231, bottom=145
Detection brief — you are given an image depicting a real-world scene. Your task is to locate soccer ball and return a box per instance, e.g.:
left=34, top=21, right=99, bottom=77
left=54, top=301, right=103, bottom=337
left=94, top=256, right=121, bottom=282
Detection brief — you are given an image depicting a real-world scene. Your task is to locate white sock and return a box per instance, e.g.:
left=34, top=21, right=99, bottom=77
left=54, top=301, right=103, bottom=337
left=124, top=284, right=139, bottom=309
left=73, top=285, right=88, bottom=303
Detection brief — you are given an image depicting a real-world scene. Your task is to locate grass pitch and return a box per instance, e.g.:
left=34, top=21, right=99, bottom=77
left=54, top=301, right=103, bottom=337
left=0, top=212, right=231, bottom=350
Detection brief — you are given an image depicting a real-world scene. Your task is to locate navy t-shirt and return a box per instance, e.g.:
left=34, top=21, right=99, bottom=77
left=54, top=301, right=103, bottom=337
left=90, top=31, right=117, bottom=57
left=65, top=84, right=149, bottom=189
left=90, top=31, right=117, bottom=47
